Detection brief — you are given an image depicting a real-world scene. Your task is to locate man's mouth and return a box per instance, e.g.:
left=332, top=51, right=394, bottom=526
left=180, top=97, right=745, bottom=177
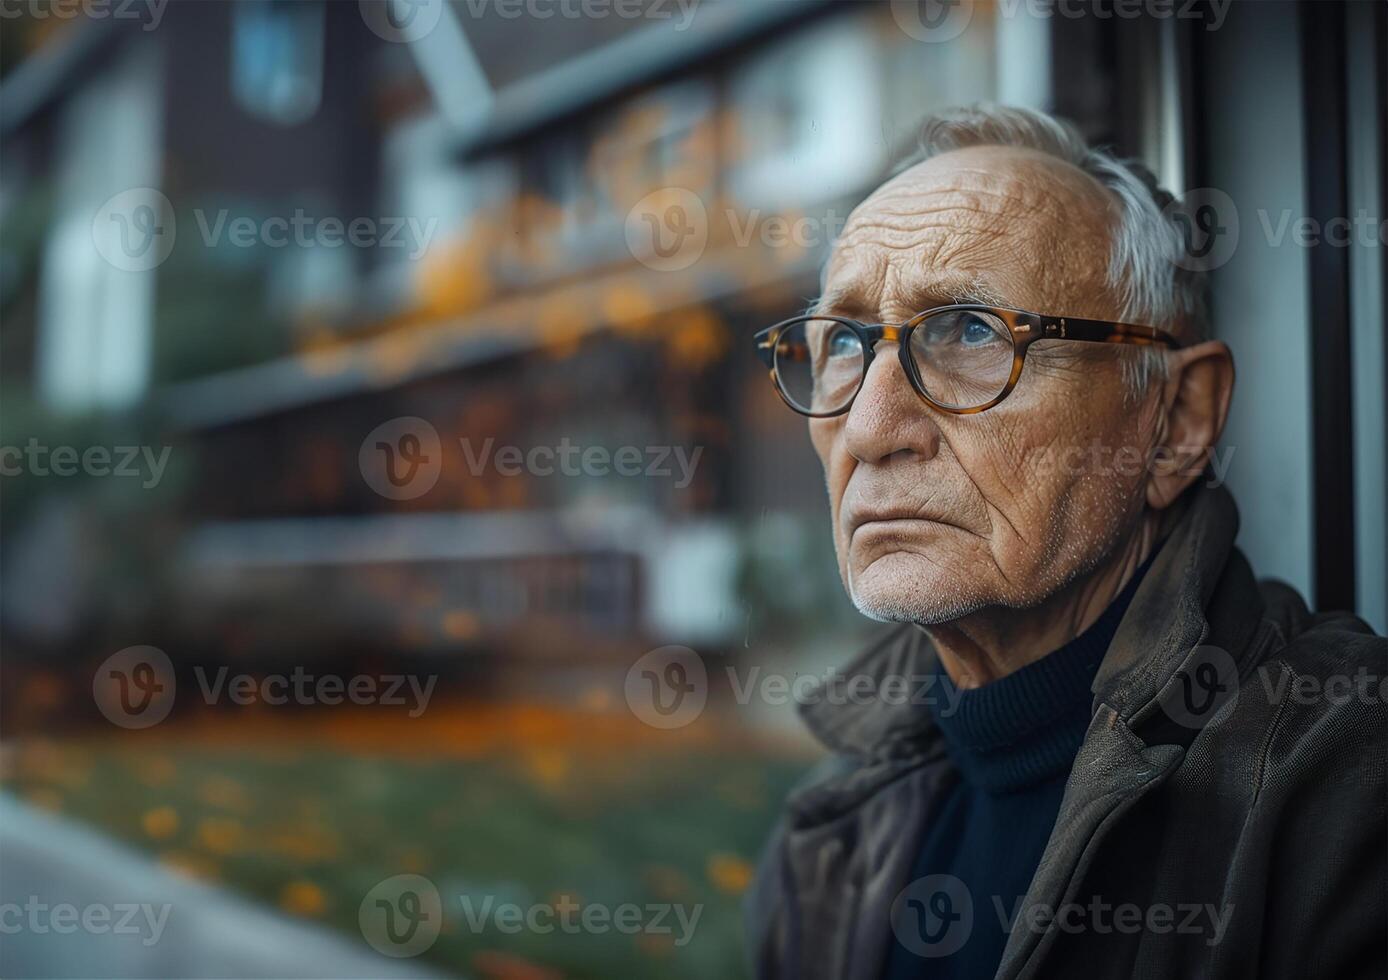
left=843, top=506, right=956, bottom=539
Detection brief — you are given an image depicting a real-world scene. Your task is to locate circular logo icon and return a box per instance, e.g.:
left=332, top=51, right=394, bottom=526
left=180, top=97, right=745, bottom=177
left=93, top=646, right=176, bottom=729
left=1164, top=187, right=1239, bottom=272
left=92, top=189, right=176, bottom=272
left=359, top=0, right=443, bottom=43
left=890, top=874, right=973, bottom=958
left=1160, top=644, right=1240, bottom=730
left=624, top=646, right=707, bottom=730
left=359, top=417, right=442, bottom=501
left=624, top=187, right=708, bottom=272
left=359, top=874, right=443, bottom=958
left=890, top=0, right=975, bottom=44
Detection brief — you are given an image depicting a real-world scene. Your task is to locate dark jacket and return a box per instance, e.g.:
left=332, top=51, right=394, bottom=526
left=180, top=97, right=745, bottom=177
left=745, top=485, right=1387, bottom=979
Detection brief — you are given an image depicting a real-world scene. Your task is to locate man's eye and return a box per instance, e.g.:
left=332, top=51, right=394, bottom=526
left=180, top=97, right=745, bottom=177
left=826, top=328, right=862, bottom=359
left=960, top=315, right=1003, bottom=347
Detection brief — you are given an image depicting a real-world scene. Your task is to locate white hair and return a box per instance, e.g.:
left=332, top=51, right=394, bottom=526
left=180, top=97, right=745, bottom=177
left=900, top=104, right=1208, bottom=392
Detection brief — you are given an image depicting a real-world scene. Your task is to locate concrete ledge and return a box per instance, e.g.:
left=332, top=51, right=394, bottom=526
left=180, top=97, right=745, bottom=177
left=0, top=795, right=451, bottom=979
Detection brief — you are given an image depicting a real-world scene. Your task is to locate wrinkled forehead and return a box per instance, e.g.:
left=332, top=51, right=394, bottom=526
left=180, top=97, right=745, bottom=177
left=820, top=146, right=1117, bottom=319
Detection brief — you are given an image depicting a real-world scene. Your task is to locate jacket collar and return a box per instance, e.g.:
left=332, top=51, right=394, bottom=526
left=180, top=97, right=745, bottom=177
left=1096, top=481, right=1267, bottom=735
left=998, top=484, right=1271, bottom=980
left=796, top=482, right=1260, bottom=759
left=795, top=619, right=939, bottom=759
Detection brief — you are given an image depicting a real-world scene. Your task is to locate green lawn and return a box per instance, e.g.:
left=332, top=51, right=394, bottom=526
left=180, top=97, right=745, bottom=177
left=3, top=728, right=810, bottom=979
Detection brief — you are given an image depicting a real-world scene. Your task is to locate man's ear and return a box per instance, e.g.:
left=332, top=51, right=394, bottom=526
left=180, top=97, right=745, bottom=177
left=1146, top=340, right=1235, bottom=510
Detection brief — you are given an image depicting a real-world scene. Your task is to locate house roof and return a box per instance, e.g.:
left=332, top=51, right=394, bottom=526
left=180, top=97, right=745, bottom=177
left=446, top=0, right=831, bottom=155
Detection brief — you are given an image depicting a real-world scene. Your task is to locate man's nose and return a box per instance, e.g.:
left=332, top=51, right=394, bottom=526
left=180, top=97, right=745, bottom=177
left=842, top=341, right=943, bottom=465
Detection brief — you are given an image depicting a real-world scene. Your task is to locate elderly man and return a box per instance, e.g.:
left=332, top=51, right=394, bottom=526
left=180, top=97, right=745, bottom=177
left=745, top=106, right=1386, bottom=980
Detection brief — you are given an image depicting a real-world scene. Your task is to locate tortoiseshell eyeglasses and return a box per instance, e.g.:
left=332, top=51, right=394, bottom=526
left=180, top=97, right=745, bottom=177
left=753, top=305, right=1183, bottom=417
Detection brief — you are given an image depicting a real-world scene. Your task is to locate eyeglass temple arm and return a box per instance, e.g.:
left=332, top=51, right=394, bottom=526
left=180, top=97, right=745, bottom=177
left=753, top=327, right=777, bottom=368
left=1032, top=315, right=1184, bottom=348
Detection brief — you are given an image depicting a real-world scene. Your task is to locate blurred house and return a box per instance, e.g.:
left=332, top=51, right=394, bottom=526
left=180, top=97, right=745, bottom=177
left=1, top=0, right=1383, bottom=707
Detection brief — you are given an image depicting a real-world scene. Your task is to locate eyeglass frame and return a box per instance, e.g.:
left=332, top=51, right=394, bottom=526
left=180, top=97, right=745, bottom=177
left=753, top=304, right=1185, bottom=418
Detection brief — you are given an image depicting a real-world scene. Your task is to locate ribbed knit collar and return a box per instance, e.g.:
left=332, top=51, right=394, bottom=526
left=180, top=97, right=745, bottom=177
left=930, top=552, right=1157, bottom=794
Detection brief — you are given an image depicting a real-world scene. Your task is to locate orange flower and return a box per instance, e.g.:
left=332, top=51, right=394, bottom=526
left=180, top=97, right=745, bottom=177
left=142, top=806, right=179, bottom=840
left=279, top=880, right=326, bottom=917
left=706, top=853, right=754, bottom=895
left=196, top=817, right=243, bottom=855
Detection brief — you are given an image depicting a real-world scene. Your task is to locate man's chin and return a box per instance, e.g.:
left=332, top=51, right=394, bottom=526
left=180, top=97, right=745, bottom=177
left=846, top=551, right=989, bottom=625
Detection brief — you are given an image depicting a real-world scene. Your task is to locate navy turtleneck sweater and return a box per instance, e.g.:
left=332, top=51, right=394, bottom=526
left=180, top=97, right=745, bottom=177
left=883, top=554, right=1155, bottom=980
